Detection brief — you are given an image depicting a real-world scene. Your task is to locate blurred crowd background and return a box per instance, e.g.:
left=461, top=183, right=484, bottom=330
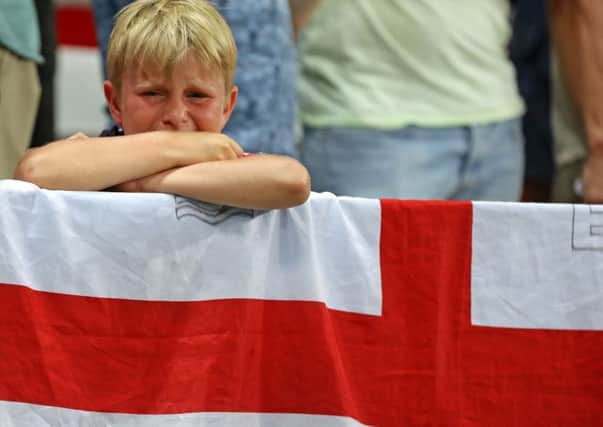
left=1, top=0, right=601, bottom=204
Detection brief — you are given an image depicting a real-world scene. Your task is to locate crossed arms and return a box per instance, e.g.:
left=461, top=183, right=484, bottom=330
left=13, top=132, right=311, bottom=210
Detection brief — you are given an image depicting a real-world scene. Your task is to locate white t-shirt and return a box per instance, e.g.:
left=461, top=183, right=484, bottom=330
left=298, top=0, right=524, bottom=129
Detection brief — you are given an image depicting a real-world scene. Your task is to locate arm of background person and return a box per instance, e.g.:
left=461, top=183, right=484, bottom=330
left=549, top=0, right=603, bottom=203
left=289, top=0, right=323, bottom=40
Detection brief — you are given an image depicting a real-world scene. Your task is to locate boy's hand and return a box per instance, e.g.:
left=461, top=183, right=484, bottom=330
left=172, top=132, right=244, bottom=165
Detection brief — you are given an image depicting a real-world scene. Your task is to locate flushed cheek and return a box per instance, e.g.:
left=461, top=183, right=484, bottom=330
left=190, top=106, right=225, bottom=132
left=125, top=101, right=163, bottom=129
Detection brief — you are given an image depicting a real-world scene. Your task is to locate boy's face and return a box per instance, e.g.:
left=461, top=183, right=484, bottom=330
left=104, top=53, right=237, bottom=135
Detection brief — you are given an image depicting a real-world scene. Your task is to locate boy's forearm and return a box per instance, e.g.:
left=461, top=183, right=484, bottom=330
left=13, top=131, right=242, bottom=191
left=140, top=155, right=311, bottom=210
left=13, top=132, right=171, bottom=190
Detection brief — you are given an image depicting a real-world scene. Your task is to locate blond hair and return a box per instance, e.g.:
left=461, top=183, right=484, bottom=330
left=107, top=0, right=237, bottom=91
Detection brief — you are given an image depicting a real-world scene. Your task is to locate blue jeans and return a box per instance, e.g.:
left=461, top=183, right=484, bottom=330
left=301, top=119, right=525, bottom=201
left=91, top=0, right=296, bottom=156
left=90, top=0, right=132, bottom=80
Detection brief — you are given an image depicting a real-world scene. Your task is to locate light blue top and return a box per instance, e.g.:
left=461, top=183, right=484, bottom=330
left=0, top=0, right=42, bottom=62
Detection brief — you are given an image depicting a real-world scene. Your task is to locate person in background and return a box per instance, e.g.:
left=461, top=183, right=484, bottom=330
left=0, top=0, right=43, bottom=179
left=298, top=0, right=525, bottom=201
left=549, top=0, right=603, bottom=204
left=509, top=0, right=554, bottom=202
left=30, top=0, right=56, bottom=148
left=91, top=0, right=298, bottom=156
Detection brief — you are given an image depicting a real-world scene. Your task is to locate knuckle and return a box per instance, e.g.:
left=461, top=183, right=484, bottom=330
left=215, top=144, right=233, bottom=160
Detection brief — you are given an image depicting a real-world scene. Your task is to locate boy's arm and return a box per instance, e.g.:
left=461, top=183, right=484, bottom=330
left=549, top=0, right=603, bottom=203
left=13, top=131, right=243, bottom=191
left=14, top=131, right=310, bottom=209
left=121, top=154, right=311, bottom=210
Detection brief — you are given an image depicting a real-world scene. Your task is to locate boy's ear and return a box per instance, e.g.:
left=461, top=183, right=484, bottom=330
left=220, top=85, right=238, bottom=130
left=103, top=80, right=123, bottom=126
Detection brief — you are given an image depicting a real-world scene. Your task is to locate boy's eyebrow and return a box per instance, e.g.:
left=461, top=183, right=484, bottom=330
left=133, top=78, right=220, bottom=94
left=132, top=80, right=164, bottom=91
left=129, top=64, right=224, bottom=91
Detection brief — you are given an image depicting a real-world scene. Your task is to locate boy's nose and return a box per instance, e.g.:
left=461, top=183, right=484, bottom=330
left=161, top=97, right=194, bottom=131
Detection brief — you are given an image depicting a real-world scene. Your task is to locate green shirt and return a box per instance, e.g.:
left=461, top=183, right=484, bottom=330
left=298, top=0, right=524, bottom=128
left=0, top=0, right=42, bottom=63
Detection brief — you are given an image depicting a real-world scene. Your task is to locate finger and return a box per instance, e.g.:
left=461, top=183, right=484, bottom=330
left=224, top=137, right=244, bottom=156
left=212, top=135, right=242, bottom=159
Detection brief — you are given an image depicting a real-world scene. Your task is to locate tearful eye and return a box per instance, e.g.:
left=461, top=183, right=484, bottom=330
left=188, top=92, right=208, bottom=99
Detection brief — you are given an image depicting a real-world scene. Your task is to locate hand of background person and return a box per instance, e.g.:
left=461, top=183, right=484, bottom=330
left=582, top=154, right=603, bottom=203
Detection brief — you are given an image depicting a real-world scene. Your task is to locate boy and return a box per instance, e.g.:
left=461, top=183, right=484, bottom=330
left=13, top=0, right=310, bottom=210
